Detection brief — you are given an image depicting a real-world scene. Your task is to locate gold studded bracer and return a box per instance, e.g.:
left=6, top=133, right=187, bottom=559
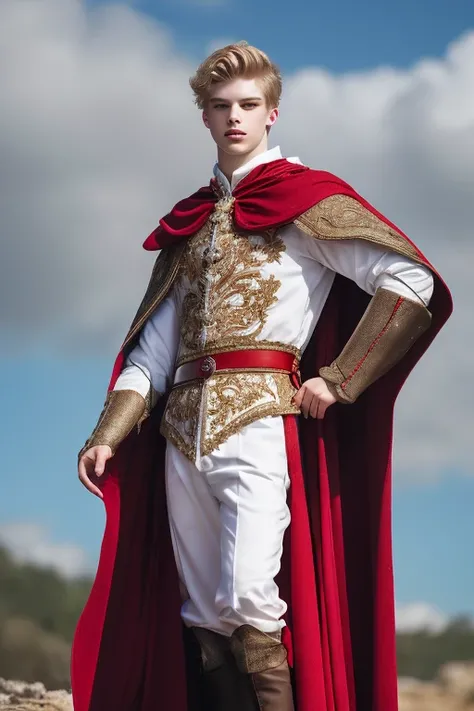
left=77, top=389, right=150, bottom=460
left=319, top=288, right=432, bottom=404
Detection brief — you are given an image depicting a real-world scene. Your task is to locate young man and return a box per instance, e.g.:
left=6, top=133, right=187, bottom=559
left=72, top=42, right=451, bottom=711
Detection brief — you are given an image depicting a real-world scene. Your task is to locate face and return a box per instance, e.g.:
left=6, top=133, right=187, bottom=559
left=202, top=77, right=278, bottom=158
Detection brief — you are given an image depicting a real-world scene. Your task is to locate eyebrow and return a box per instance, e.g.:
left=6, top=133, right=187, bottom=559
left=209, top=97, right=263, bottom=103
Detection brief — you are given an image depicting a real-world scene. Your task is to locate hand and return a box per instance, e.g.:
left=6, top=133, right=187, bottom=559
left=78, top=445, right=112, bottom=499
left=292, top=377, right=337, bottom=419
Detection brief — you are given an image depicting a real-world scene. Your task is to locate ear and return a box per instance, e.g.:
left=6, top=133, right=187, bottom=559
left=202, top=110, right=210, bottom=129
left=266, top=107, right=279, bottom=128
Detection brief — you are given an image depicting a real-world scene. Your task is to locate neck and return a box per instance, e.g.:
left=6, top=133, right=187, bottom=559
left=216, top=134, right=269, bottom=184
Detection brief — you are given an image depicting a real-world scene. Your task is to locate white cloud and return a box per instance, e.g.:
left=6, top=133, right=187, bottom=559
left=0, top=523, right=92, bottom=578
left=396, top=602, right=450, bottom=634
left=0, top=0, right=471, bottom=481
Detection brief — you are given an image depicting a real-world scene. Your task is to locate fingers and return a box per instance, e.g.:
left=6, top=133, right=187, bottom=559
left=294, top=383, right=330, bottom=420
left=292, top=387, right=304, bottom=407
left=308, top=395, right=328, bottom=419
left=293, top=385, right=311, bottom=418
left=78, top=456, right=104, bottom=500
left=309, top=395, right=320, bottom=419
left=95, top=450, right=109, bottom=477
left=300, top=388, right=314, bottom=419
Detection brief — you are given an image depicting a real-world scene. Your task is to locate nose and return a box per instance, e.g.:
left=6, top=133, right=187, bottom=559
left=228, top=104, right=242, bottom=124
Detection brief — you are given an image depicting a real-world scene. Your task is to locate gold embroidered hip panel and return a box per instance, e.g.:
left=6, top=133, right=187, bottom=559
left=160, top=371, right=300, bottom=462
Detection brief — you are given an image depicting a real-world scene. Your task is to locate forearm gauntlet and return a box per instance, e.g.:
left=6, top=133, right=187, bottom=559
left=319, top=288, right=432, bottom=404
left=78, top=389, right=149, bottom=460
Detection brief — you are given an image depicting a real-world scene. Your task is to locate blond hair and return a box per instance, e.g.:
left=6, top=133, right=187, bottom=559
left=189, top=41, right=282, bottom=110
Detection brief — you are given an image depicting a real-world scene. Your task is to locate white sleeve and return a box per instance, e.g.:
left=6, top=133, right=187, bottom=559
left=303, top=232, right=434, bottom=306
left=113, top=288, right=180, bottom=404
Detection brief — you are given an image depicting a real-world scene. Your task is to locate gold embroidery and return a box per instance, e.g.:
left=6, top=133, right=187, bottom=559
left=294, top=194, right=422, bottom=263
left=179, top=221, right=212, bottom=286
left=201, top=372, right=300, bottom=457
left=206, top=374, right=276, bottom=431
left=179, top=199, right=287, bottom=360
left=161, top=372, right=300, bottom=463
left=160, top=380, right=204, bottom=461
left=161, top=198, right=300, bottom=462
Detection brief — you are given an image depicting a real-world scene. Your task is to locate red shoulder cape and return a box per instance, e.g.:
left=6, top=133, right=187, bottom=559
left=71, top=161, right=452, bottom=711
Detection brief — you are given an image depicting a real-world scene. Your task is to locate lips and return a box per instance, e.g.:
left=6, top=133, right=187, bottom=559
left=225, top=130, right=246, bottom=136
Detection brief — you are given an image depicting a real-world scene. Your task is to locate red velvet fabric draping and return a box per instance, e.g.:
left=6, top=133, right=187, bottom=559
left=71, top=163, right=452, bottom=711
left=143, top=158, right=405, bottom=251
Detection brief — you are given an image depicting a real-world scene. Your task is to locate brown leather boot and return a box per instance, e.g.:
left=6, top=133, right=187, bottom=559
left=191, top=627, right=258, bottom=711
left=230, top=624, right=295, bottom=710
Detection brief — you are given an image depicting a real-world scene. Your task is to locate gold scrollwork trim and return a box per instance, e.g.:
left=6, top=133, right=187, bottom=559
left=294, top=194, right=423, bottom=264
left=200, top=401, right=300, bottom=458
left=160, top=419, right=197, bottom=462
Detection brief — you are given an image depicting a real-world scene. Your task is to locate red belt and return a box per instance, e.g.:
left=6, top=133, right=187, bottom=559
left=173, top=350, right=301, bottom=389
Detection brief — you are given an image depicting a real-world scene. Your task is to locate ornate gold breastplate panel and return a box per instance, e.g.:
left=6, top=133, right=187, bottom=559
left=160, top=197, right=301, bottom=463
left=177, top=197, right=287, bottom=364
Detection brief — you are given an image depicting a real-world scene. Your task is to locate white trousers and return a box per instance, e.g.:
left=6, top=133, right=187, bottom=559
left=165, top=415, right=291, bottom=636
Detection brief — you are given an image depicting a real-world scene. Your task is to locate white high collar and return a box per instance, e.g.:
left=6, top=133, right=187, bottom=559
left=213, top=146, right=284, bottom=194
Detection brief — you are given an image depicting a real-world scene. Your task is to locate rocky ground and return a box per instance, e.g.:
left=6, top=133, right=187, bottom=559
left=0, top=680, right=72, bottom=711
left=398, top=662, right=474, bottom=710
left=2, top=662, right=474, bottom=709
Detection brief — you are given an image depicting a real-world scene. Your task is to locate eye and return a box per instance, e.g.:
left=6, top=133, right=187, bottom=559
left=213, top=103, right=227, bottom=109
left=243, top=103, right=258, bottom=109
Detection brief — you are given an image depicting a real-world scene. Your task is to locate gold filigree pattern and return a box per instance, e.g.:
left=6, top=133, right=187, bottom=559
left=201, top=372, right=300, bottom=457
left=162, top=371, right=298, bottom=464
left=160, top=198, right=300, bottom=462
left=206, top=374, right=276, bottom=431
left=178, top=198, right=286, bottom=360
left=162, top=371, right=300, bottom=462
left=160, top=380, right=204, bottom=461
left=294, top=194, right=422, bottom=263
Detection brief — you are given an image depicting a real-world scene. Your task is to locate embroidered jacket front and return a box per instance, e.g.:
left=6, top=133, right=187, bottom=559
left=160, top=197, right=301, bottom=461
left=114, top=150, right=432, bottom=464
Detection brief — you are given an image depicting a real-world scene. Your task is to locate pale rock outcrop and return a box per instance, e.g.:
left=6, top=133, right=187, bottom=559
left=0, top=680, right=72, bottom=710
left=3, top=661, right=474, bottom=710
left=398, top=662, right=474, bottom=711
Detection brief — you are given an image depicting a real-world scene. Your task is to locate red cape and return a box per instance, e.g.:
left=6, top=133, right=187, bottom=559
left=71, top=161, right=452, bottom=711
left=143, top=159, right=367, bottom=250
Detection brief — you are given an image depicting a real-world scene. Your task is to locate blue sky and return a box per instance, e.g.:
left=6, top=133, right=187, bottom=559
left=89, top=0, right=474, bottom=74
left=0, top=0, right=473, bottom=624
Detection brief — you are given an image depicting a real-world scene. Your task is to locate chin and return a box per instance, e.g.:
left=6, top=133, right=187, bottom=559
left=221, top=142, right=254, bottom=156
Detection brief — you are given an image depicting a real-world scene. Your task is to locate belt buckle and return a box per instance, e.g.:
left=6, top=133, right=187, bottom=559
left=200, top=355, right=216, bottom=378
